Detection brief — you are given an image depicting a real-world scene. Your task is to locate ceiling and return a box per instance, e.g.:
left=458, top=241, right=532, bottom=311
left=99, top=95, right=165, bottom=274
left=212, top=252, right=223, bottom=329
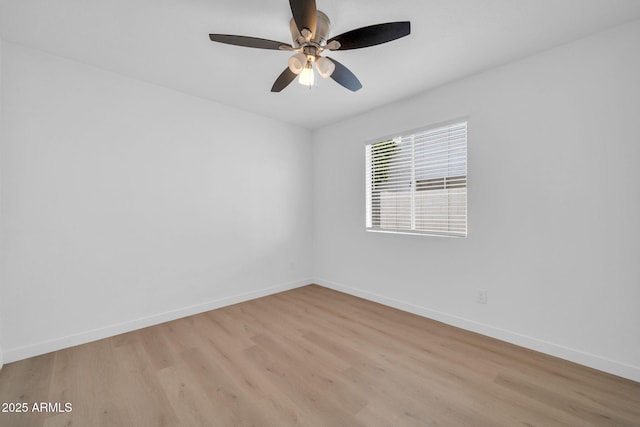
left=1, top=0, right=640, bottom=130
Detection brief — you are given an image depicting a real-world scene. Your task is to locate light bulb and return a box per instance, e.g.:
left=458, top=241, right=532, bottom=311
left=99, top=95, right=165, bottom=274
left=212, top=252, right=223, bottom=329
left=287, top=53, right=306, bottom=75
left=316, top=57, right=335, bottom=79
left=298, top=61, right=315, bottom=87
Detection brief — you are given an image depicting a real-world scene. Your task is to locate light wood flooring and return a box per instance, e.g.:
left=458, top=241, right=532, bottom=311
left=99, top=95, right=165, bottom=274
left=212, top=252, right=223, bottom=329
left=1, top=284, right=639, bottom=426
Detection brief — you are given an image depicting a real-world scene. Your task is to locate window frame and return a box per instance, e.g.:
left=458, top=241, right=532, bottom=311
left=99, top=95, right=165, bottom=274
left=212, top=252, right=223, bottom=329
left=364, top=119, right=468, bottom=238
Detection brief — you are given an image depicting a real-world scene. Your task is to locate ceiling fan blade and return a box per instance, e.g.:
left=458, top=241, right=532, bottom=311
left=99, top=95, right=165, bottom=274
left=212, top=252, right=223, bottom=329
left=209, top=34, right=293, bottom=50
left=289, top=0, right=317, bottom=36
left=327, top=22, right=410, bottom=50
left=325, top=57, right=362, bottom=92
left=271, top=68, right=298, bottom=92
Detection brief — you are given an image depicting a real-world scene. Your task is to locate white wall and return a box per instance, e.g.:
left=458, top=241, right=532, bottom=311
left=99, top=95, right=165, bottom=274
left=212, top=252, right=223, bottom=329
left=313, top=20, right=640, bottom=381
left=0, top=42, right=313, bottom=362
left=0, top=37, right=4, bottom=369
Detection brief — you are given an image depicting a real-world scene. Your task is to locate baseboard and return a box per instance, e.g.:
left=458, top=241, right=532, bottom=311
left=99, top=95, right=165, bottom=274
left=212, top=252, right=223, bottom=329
left=3, top=278, right=312, bottom=364
left=315, top=278, right=640, bottom=383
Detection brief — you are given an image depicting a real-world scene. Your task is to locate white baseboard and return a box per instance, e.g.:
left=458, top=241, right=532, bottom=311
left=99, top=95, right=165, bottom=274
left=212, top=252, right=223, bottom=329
left=315, top=278, right=640, bottom=383
left=3, top=279, right=311, bottom=364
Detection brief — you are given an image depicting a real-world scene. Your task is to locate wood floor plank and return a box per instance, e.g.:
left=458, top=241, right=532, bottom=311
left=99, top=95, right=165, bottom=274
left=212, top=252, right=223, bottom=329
left=1, top=284, right=639, bottom=426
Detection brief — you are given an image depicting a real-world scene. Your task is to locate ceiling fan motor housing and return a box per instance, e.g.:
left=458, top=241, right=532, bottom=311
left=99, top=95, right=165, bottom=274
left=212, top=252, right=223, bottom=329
left=290, top=10, right=331, bottom=48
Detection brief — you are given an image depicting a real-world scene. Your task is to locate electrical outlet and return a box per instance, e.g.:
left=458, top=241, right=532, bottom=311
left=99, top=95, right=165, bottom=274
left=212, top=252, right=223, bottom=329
left=477, top=289, right=488, bottom=304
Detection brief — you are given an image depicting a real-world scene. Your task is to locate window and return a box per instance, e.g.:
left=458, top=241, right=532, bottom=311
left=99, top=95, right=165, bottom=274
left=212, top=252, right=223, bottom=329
left=365, top=121, right=467, bottom=237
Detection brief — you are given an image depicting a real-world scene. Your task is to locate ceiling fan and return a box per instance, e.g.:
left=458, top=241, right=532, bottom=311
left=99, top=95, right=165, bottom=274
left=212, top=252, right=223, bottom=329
left=209, top=0, right=410, bottom=92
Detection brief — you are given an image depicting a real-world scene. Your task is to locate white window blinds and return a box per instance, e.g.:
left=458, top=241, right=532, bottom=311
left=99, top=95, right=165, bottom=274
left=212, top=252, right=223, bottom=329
left=366, top=121, right=467, bottom=237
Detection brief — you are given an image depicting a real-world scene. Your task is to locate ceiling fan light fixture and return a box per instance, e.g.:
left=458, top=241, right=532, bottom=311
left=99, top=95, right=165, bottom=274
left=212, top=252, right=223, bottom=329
left=298, top=60, right=316, bottom=87
left=315, top=56, right=335, bottom=79
left=287, top=52, right=307, bottom=74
